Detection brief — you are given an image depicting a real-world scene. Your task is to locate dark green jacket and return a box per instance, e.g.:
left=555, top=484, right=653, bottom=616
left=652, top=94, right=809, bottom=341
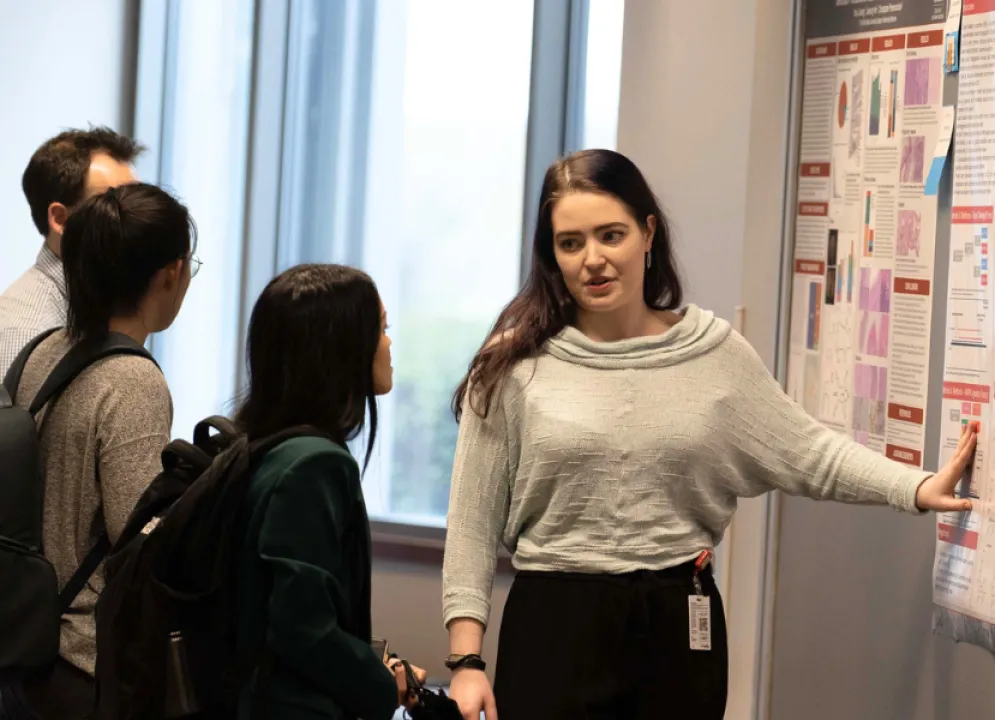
left=234, top=436, right=397, bottom=720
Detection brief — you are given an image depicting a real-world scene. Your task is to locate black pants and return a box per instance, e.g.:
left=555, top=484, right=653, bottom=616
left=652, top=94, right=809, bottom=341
left=0, top=660, right=95, bottom=720
left=494, top=562, right=728, bottom=719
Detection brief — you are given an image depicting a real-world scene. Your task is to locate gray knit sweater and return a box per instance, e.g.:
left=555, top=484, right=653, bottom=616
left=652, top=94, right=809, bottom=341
left=442, top=305, right=928, bottom=628
left=15, top=331, right=172, bottom=675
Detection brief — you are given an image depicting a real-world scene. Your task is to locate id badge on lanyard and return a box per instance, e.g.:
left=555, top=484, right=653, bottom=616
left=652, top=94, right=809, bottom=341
left=689, top=550, right=712, bottom=651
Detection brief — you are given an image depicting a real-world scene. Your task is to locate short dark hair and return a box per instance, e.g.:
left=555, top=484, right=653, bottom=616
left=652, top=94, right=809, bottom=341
left=61, top=183, right=195, bottom=341
left=454, top=149, right=683, bottom=420
left=22, top=126, right=145, bottom=236
left=236, top=264, right=383, bottom=468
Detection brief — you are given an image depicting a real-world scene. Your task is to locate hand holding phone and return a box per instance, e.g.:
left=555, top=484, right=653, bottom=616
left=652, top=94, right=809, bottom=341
left=371, top=636, right=389, bottom=663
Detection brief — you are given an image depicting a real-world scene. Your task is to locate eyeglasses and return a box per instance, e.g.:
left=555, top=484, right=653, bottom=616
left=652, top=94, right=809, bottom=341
left=189, top=254, right=203, bottom=279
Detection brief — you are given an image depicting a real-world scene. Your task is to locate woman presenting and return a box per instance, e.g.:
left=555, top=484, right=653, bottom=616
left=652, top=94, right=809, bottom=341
left=441, top=149, right=975, bottom=720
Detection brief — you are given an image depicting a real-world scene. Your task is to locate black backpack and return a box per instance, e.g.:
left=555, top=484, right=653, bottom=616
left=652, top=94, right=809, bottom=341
left=94, top=423, right=329, bottom=720
left=0, top=328, right=157, bottom=684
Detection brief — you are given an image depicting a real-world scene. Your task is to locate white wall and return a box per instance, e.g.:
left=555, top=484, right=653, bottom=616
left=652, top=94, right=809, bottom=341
left=0, top=0, right=133, bottom=289
left=617, top=0, right=796, bottom=717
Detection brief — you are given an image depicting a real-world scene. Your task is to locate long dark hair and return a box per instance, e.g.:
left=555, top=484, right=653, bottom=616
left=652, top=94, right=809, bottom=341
left=235, top=264, right=383, bottom=468
left=453, top=149, right=683, bottom=420
left=61, top=183, right=194, bottom=342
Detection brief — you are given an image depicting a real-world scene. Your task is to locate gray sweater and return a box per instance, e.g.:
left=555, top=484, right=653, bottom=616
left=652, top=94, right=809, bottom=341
left=442, top=305, right=928, bottom=628
left=15, top=331, right=172, bottom=675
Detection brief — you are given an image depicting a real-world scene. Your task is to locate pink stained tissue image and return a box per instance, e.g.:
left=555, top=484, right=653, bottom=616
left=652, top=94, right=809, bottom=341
left=904, top=57, right=938, bottom=107
left=900, top=136, right=925, bottom=184
left=897, top=210, right=921, bottom=257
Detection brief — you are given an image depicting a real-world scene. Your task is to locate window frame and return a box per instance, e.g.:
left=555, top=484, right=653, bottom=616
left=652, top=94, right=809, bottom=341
left=134, top=0, right=604, bottom=552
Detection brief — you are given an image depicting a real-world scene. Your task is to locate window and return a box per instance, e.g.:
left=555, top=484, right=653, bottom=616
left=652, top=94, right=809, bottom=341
left=137, top=0, right=626, bottom=529
left=581, top=0, right=625, bottom=150
left=137, top=0, right=256, bottom=437
left=277, top=0, right=534, bottom=524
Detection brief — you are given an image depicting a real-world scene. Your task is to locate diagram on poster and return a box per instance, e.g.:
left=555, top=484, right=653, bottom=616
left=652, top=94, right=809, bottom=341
left=820, top=229, right=856, bottom=429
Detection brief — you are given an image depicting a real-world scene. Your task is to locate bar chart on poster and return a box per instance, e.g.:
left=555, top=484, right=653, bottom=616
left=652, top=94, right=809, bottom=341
left=786, top=0, right=995, bottom=653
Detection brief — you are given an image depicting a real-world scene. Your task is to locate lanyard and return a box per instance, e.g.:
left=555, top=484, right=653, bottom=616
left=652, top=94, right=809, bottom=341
left=692, top=550, right=712, bottom=596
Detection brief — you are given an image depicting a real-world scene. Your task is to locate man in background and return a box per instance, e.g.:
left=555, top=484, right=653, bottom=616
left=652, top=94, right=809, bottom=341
left=0, top=127, right=144, bottom=376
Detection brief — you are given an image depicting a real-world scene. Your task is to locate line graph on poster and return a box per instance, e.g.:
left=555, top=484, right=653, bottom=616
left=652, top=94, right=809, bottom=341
left=947, top=296, right=991, bottom=372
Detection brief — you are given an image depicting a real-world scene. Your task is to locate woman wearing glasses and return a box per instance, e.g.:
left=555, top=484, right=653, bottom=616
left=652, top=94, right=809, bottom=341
left=2, top=183, right=196, bottom=720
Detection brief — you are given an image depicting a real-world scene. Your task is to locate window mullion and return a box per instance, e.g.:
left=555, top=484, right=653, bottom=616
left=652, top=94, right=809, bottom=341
left=519, top=0, right=584, bottom=284
left=236, top=0, right=293, bottom=390
left=563, top=0, right=590, bottom=153
left=132, top=0, right=174, bottom=359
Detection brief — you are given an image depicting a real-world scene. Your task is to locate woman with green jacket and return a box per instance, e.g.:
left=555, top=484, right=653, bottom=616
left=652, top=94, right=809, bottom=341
left=232, top=264, right=422, bottom=720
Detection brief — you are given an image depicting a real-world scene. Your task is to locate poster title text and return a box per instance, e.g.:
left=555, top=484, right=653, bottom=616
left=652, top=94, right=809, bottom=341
left=834, top=1, right=906, bottom=28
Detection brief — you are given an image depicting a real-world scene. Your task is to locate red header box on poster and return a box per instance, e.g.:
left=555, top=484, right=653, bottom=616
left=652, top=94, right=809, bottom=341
left=966, top=0, right=995, bottom=16
left=938, top=524, right=979, bottom=550
left=798, top=202, right=829, bottom=217
left=907, top=30, right=944, bottom=48
left=888, top=404, right=925, bottom=425
left=807, top=42, right=837, bottom=59
left=952, top=206, right=995, bottom=224
left=838, top=38, right=871, bottom=55
left=872, top=34, right=907, bottom=52
left=794, top=260, right=826, bottom=275
left=943, top=382, right=991, bottom=403
left=800, top=163, right=831, bottom=178
left=894, top=277, right=931, bottom=297
left=886, top=444, right=922, bottom=467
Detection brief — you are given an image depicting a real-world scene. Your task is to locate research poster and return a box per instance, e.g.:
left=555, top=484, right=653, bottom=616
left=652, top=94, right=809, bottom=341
left=933, top=0, right=995, bottom=653
left=787, top=2, right=947, bottom=469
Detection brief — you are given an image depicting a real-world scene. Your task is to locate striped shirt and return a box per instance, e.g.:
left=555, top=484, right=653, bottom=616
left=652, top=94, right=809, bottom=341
left=0, top=245, right=67, bottom=378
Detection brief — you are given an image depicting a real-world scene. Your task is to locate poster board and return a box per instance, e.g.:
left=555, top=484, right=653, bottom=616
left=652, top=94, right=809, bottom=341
left=786, top=0, right=995, bottom=653
left=787, top=2, right=948, bottom=467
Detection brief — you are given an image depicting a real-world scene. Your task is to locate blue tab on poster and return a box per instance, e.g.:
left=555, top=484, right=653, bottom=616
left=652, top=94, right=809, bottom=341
left=925, top=106, right=956, bottom=197
left=924, top=157, right=946, bottom=196
left=944, top=0, right=963, bottom=73
left=945, top=31, right=960, bottom=73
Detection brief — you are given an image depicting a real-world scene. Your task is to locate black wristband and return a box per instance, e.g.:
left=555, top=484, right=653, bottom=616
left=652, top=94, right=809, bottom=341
left=444, top=653, right=486, bottom=672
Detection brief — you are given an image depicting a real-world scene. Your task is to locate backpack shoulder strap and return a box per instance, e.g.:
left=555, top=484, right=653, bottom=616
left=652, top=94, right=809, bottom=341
left=59, top=534, right=111, bottom=612
left=1, top=327, right=63, bottom=404
left=28, top=332, right=160, bottom=417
